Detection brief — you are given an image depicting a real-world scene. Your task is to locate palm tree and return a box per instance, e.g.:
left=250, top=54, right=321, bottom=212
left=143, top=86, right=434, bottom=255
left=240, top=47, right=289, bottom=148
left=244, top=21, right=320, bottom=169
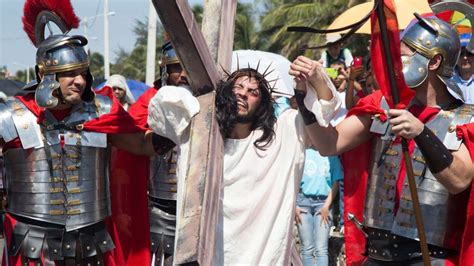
left=234, top=3, right=263, bottom=50
left=260, top=1, right=346, bottom=60
left=259, top=0, right=368, bottom=60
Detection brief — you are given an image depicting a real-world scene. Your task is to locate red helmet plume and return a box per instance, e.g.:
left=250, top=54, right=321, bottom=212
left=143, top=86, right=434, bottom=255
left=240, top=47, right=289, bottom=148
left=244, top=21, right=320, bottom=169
left=22, top=0, right=80, bottom=46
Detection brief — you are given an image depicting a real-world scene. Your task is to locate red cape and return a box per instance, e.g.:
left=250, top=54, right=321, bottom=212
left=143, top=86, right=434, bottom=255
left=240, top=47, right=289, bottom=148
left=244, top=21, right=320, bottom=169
left=343, top=90, right=474, bottom=265
left=455, top=124, right=474, bottom=266
left=3, top=87, right=150, bottom=266
left=106, top=86, right=160, bottom=265
left=127, top=86, right=158, bottom=127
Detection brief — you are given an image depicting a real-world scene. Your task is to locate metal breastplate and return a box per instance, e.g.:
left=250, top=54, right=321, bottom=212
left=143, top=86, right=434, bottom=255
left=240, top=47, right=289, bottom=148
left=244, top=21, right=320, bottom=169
left=3, top=96, right=113, bottom=231
left=365, top=101, right=473, bottom=249
left=149, top=148, right=178, bottom=200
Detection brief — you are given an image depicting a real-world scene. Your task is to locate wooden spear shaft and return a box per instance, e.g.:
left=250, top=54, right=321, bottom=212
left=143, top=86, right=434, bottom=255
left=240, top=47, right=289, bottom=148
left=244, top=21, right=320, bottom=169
left=375, top=1, right=431, bottom=265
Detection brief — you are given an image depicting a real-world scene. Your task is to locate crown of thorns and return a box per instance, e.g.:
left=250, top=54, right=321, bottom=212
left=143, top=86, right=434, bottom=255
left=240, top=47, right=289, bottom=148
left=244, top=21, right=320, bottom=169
left=221, top=56, right=284, bottom=95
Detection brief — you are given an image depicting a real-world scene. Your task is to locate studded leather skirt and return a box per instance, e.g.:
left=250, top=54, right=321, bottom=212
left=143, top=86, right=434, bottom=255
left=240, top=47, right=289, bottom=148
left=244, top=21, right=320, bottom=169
left=7, top=215, right=114, bottom=264
left=366, top=227, right=455, bottom=263
left=149, top=201, right=176, bottom=256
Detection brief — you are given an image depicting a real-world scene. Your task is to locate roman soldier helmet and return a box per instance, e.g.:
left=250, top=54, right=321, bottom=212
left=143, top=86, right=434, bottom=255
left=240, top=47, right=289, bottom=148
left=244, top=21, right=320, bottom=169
left=159, top=40, right=180, bottom=87
left=400, top=14, right=461, bottom=97
left=22, top=0, right=93, bottom=108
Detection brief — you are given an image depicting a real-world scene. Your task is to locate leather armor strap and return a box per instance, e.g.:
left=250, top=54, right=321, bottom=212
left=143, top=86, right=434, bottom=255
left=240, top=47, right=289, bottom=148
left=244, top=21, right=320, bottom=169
left=414, top=126, right=453, bottom=174
left=294, top=90, right=317, bottom=125
left=152, top=134, right=176, bottom=155
left=366, top=227, right=453, bottom=262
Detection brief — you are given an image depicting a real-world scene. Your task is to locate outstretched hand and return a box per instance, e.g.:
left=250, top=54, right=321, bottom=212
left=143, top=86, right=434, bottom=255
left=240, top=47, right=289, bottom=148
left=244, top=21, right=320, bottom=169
left=388, top=109, right=424, bottom=139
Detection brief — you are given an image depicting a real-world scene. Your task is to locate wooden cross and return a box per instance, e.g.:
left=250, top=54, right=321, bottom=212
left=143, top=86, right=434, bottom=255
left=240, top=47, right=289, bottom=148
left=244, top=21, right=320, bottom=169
left=152, top=1, right=237, bottom=264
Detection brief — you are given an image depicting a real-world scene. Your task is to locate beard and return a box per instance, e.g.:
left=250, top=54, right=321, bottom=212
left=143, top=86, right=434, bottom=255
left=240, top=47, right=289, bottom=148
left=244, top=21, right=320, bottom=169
left=235, top=114, right=254, bottom=124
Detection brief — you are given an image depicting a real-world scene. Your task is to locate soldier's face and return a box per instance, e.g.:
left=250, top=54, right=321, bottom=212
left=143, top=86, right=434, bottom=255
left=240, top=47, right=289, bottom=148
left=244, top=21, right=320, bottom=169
left=232, top=76, right=262, bottom=121
left=167, top=63, right=189, bottom=86
left=56, top=68, right=87, bottom=105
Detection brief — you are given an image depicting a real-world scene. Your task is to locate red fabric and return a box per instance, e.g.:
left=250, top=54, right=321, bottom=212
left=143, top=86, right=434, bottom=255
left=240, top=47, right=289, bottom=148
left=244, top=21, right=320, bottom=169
left=128, top=87, right=158, bottom=128
left=455, top=124, right=474, bottom=266
left=106, top=86, right=160, bottom=265
left=343, top=91, right=384, bottom=265
left=347, top=90, right=387, bottom=122
left=15, top=88, right=145, bottom=134
left=2, top=88, right=150, bottom=265
left=370, top=0, right=414, bottom=108
left=106, top=148, right=151, bottom=266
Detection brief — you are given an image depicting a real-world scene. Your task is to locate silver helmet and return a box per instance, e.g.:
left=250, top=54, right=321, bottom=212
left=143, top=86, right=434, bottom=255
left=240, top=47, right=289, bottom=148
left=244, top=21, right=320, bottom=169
left=159, top=41, right=180, bottom=87
left=401, top=14, right=462, bottom=98
left=22, top=0, right=93, bottom=108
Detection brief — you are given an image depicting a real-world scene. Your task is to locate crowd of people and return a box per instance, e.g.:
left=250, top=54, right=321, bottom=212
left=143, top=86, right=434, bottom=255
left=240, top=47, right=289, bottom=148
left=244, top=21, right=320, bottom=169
left=0, top=0, right=473, bottom=265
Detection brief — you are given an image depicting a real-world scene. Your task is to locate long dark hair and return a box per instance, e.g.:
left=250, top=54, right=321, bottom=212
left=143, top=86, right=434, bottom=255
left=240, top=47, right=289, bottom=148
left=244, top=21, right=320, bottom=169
left=215, top=68, right=276, bottom=150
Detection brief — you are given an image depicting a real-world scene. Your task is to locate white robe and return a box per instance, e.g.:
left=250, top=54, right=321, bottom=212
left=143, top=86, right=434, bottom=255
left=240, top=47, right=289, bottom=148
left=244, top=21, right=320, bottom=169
left=216, top=109, right=305, bottom=265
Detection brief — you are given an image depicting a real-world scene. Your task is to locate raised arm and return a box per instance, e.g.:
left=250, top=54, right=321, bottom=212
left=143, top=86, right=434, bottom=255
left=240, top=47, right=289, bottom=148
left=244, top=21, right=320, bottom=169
left=289, top=56, right=373, bottom=156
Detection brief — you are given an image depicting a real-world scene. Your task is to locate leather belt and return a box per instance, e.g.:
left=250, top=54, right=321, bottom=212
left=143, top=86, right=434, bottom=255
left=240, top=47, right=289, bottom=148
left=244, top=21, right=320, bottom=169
left=366, top=227, right=455, bottom=262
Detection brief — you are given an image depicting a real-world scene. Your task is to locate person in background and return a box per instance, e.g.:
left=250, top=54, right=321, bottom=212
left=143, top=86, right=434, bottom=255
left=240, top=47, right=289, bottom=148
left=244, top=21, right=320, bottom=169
left=454, top=33, right=474, bottom=103
left=295, top=142, right=343, bottom=266
left=105, top=74, right=135, bottom=110
left=346, top=58, right=379, bottom=110
left=320, top=33, right=354, bottom=68
left=327, top=60, right=349, bottom=126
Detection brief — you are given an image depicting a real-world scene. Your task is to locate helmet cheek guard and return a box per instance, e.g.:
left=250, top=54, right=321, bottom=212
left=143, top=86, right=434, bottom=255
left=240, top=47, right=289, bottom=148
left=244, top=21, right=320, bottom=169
left=401, top=53, right=430, bottom=88
left=35, top=73, right=60, bottom=108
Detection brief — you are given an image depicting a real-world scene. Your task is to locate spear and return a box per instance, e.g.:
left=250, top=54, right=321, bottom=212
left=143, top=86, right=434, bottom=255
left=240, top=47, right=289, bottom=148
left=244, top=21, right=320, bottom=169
left=374, top=0, right=430, bottom=265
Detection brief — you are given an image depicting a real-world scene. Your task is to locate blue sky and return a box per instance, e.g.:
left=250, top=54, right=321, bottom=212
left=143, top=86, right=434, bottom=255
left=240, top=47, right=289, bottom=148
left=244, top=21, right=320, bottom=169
left=0, top=0, right=253, bottom=74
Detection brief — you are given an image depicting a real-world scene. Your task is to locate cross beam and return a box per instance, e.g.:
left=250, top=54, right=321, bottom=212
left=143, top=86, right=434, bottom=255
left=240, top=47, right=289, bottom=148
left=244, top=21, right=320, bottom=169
left=152, top=0, right=236, bottom=264
left=153, top=0, right=220, bottom=94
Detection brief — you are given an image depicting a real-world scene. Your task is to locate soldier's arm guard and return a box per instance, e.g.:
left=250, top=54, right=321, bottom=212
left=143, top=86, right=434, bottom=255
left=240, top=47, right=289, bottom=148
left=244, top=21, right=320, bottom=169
left=152, top=133, right=176, bottom=155
left=294, top=90, right=317, bottom=125
left=414, top=126, right=453, bottom=174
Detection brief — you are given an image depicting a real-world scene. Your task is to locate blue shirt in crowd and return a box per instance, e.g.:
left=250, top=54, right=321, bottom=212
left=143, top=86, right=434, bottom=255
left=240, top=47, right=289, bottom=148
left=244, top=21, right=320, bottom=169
left=300, top=148, right=344, bottom=197
left=453, top=72, right=474, bottom=104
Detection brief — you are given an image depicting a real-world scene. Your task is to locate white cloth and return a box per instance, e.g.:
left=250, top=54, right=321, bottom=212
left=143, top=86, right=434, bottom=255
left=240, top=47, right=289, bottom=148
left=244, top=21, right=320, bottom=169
left=331, top=91, right=347, bottom=126
left=216, top=110, right=305, bottom=265
left=147, top=85, right=199, bottom=145
left=303, top=66, right=342, bottom=127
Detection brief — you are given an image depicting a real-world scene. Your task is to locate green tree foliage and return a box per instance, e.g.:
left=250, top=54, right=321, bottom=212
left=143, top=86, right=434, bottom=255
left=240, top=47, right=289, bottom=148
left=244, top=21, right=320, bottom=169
left=89, top=0, right=372, bottom=86
left=13, top=68, right=35, bottom=83
left=89, top=52, right=105, bottom=86
left=259, top=0, right=368, bottom=61
left=234, top=3, right=263, bottom=50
